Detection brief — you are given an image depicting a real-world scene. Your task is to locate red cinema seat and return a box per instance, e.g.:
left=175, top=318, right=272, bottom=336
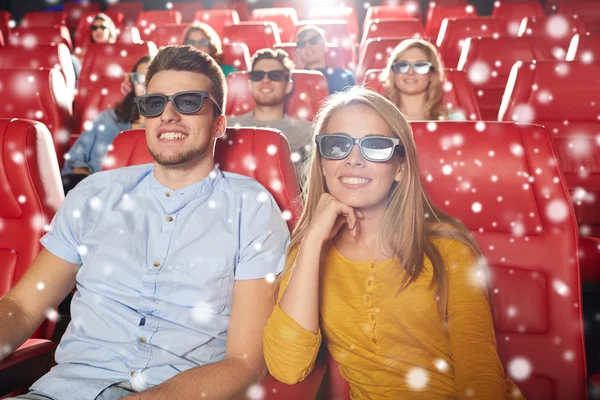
left=361, top=68, right=482, bottom=120
left=9, top=25, right=73, bottom=52
left=491, top=0, right=544, bottom=37
left=21, top=11, right=67, bottom=28
left=226, top=70, right=329, bottom=121
left=518, top=15, right=587, bottom=61
left=566, top=32, right=600, bottom=62
left=274, top=42, right=351, bottom=71
left=116, top=26, right=142, bottom=45
left=136, top=10, right=182, bottom=33
left=251, top=7, right=298, bottom=43
left=360, top=18, right=425, bottom=53
left=558, top=0, right=600, bottom=33
left=0, top=43, right=76, bottom=105
left=357, top=37, right=424, bottom=82
left=499, top=61, right=600, bottom=281
left=307, top=7, right=359, bottom=44
left=212, top=1, right=250, bottom=21
left=0, top=10, right=12, bottom=42
left=222, top=42, right=251, bottom=71
left=103, top=127, right=301, bottom=231
left=75, top=42, right=157, bottom=139
left=377, top=0, right=422, bottom=20
left=74, top=11, right=125, bottom=50
left=295, top=20, right=356, bottom=68
left=425, top=3, right=477, bottom=39
left=457, top=37, right=553, bottom=120
left=437, top=17, right=503, bottom=69
left=106, top=1, right=143, bottom=27
left=0, top=118, right=64, bottom=397
left=363, top=6, right=420, bottom=34
left=222, top=22, right=281, bottom=57
left=64, top=1, right=101, bottom=31
left=0, top=69, right=72, bottom=167
left=171, top=2, right=204, bottom=23
left=146, top=24, right=187, bottom=47
left=193, top=9, right=240, bottom=39
left=74, top=79, right=124, bottom=145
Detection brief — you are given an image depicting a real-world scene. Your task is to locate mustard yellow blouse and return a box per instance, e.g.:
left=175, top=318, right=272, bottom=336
left=264, top=238, right=524, bottom=399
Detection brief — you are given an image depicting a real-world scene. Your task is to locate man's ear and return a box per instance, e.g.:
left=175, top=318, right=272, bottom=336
left=213, top=114, right=226, bottom=139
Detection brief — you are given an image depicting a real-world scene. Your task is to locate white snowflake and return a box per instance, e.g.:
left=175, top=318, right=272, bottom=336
left=510, top=104, right=535, bottom=123
left=467, top=61, right=491, bottom=84
left=471, top=202, right=482, bottom=213
left=264, top=273, right=276, bottom=284
left=45, top=308, right=59, bottom=322
left=546, top=199, right=569, bottom=223
left=552, top=279, right=570, bottom=297
left=247, top=384, right=265, bottom=400
left=36, top=281, right=45, bottom=291
left=406, top=367, right=428, bottom=390
left=545, top=15, right=570, bottom=39
left=191, top=303, right=215, bottom=323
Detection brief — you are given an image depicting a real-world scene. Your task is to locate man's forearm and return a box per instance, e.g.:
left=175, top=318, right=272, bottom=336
left=0, top=298, right=38, bottom=361
left=126, top=356, right=266, bottom=400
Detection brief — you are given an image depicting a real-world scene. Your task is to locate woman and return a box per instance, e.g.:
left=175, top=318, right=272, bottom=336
left=90, top=13, right=118, bottom=44
left=380, top=38, right=466, bottom=121
left=263, top=87, right=523, bottom=399
left=61, top=56, right=150, bottom=194
left=182, top=22, right=237, bottom=76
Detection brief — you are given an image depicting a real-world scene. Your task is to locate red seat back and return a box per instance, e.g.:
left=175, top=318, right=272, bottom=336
left=146, top=24, right=187, bottom=47
left=74, top=79, right=124, bottom=144
left=136, top=10, right=182, bottom=33
left=0, top=68, right=72, bottom=167
left=9, top=25, right=73, bottom=51
left=0, top=10, right=12, bottom=43
left=558, top=0, right=600, bottom=32
left=362, top=68, right=482, bottom=120
left=226, top=70, right=329, bottom=121
left=116, top=26, right=142, bottom=45
left=251, top=7, right=298, bottom=43
left=171, top=2, right=205, bottom=23
left=64, top=1, right=101, bottom=31
left=103, top=128, right=301, bottom=230
left=491, top=0, right=544, bottom=37
left=499, top=61, right=600, bottom=238
left=74, top=11, right=125, bottom=50
left=307, top=7, right=359, bottom=44
left=518, top=15, right=587, bottom=60
left=222, top=21, right=281, bottom=57
left=274, top=42, right=350, bottom=70
left=212, top=1, right=250, bottom=21
left=458, top=37, right=553, bottom=120
left=0, top=118, right=64, bottom=340
left=193, top=9, right=240, bottom=38
left=106, top=1, right=143, bottom=27
left=437, top=17, right=503, bottom=69
left=21, top=11, right=67, bottom=28
left=0, top=43, right=76, bottom=104
left=425, top=3, right=477, bottom=39
left=360, top=18, right=425, bottom=52
left=566, top=32, right=600, bottom=62
left=222, top=42, right=251, bottom=71
left=363, top=6, right=419, bottom=34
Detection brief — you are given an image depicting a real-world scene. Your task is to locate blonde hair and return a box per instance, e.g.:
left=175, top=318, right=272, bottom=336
left=278, top=87, right=483, bottom=317
left=92, top=13, right=117, bottom=43
left=380, top=39, right=448, bottom=120
left=183, top=22, right=224, bottom=64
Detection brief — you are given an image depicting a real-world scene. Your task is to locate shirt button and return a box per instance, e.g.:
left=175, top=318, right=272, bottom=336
left=367, top=280, right=373, bottom=285
left=167, top=216, right=173, bottom=222
left=372, top=338, right=377, bottom=344
left=165, top=191, right=171, bottom=197
left=370, top=263, right=375, bottom=269
left=365, top=296, right=371, bottom=302
left=139, top=337, right=147, bottom=343
left=153, top=261, right=160, bottom=267
left=130, top=371, right=137, bottom=378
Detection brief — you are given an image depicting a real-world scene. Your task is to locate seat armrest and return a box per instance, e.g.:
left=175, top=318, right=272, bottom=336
left=0, top=339, right=56, bottom=396
left=262, top=356, right=328, bottom=399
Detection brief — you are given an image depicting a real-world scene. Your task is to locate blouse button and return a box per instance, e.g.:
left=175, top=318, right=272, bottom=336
left=367, top=280, right=373, bottom=285
left=370, top=263, right=375, bottom=269
left=365, top=296, right=371, bottom=302
left=165, top=191, right=171, bottom=197
left=372, top=338, right=377, bottom=344
left=371, top=314, right=375, bottom=320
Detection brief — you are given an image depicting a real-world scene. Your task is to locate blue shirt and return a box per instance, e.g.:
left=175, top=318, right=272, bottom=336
left=316, top=67, right=356, bottom=94
left=62, top=109, right=132, bottom=175
left=32, top=164, right=289, bottom=399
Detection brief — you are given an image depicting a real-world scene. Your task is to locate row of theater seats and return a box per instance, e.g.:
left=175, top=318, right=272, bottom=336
left=0, top=116, right=591, bottom=399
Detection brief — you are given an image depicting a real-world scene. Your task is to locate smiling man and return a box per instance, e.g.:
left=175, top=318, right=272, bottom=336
left=226, top=49, right=313, bottom=176
left=0, top=46, right=289, bottom=400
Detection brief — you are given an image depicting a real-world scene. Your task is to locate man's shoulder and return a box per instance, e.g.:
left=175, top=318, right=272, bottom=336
left=282, top=115, right=312, bottom=129
left=221, top=171, right=270, bottom=194
left=226, top=112, right=254, bottom=125
left=68, top=164, right=154, bottom=197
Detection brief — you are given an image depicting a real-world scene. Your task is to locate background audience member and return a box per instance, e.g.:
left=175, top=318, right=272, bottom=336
left=380, top=39, right=466, bottom=121
left=183, top=22, right=237, bottom=77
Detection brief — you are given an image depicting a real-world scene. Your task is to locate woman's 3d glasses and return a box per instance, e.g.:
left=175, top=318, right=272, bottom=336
left=391, top=61, right=434, bottom=75
left=315, top=134, right=403, bottom=162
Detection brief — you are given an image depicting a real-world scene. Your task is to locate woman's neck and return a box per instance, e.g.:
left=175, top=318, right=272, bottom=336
left=398, top=92, right=428, bottom=120
left=335, top=202, right=388, bottom=253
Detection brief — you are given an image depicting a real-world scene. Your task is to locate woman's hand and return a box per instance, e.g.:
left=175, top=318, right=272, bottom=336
left=305, top=193, right=363, bottom=246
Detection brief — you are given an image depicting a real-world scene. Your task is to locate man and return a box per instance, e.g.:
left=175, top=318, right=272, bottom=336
left=226, top=48, right=313, bottom=174
left=0, top=46, right=289, bottom=400
left=295, top=25, right=356, bottom=94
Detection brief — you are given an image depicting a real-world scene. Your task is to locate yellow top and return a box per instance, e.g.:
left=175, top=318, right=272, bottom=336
left=264, top=238, right=524, bottom=399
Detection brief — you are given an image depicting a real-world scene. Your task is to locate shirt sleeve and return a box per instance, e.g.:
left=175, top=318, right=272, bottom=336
left=235, top=190, right=290, bottom=280
left=263, top=264, right=322, bottom=384
left=62, top=125, right=98, bottom=175
left=445, top=239, right=519, bottom=399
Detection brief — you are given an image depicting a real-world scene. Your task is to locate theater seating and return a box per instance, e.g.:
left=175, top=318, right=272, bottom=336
left=362, top=68, right=482, bottom=120
left=425, top=4, right=477, bottom=39
left=274, top=42, right=351, bottom=70
left=106, top=1, right=143, bottom=27
left=222, top=21, right=281, bottom=56
left=0, top=43, right=76, bottom=105
left=360, top=18, right=425, bottom=52
left=64, top=1, right=101, bottom=31
left=363, top=6, right=419, bottom=33
left=566, top=32, right=600, bottom=62
left=0, top=68, right=72, bottom=167
left=171, top=2, right=205, bottom=23
left=136, top=10, right=182, bottom=40
left=251, top=7, right=298, bottom=43
left=457, top=37, right=553, bottom=120
left=116, top=26, right=142, bottom=45
left=222, top=42, right=252, bottom=72
left=212, top=0, right=250, bottom=21
left=0, top=118, right=64, bottom=397
left=193, top=9, right=240, bottom=38
left=557, top=0, right=600, bottom=32
left=307, top=6, right=359, bottom=44
left=9, top=26, right=73, bottom=52
left=21, top=11, right=66, bottom=28
left=357, top=37, right=423, bottom=82
left=436, top=17, right=503, bottom=69
left=491, top=0, right=544, bottom=37
left=145, top=24, right=187, bottom=48
left=74, top=11, right=125, bottom=49
left=518, top=15, right=587, bottom=60
left=295, top=20, right=353, bottom=49
left=499, top=61, right=600, bottom=282
left=225, top=70, right=329, bottom=121
left=0, top=10, right=11, bottom=41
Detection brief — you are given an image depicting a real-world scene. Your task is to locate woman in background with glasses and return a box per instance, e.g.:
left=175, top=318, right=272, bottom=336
left=380, top=39, right=466, bottom=121
left=263, top=87, right=523, bottom=399
left=182, top=22, right=237, bottom=77
left=61, top=56, right=150, bottom=193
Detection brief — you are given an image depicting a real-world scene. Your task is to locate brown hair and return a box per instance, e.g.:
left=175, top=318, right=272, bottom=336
left=251, top=48, right=295, bottom=79
left=277, top=87, right=484, bottom=318
left=183, top=22, right=224, bottom=64
left=91, top=13, right=117, bottom=43
left=380, top=39, right=448, bottom=120
left=145, top=45, right=226, bottom=117
left=295, top=25, right=326, bottom=42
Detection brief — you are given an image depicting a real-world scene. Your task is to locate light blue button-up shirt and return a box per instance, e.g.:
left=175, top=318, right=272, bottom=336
left=32, top=164, right=289, bottom=399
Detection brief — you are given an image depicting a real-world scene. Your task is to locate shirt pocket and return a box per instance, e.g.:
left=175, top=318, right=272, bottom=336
left=168, top=256, right=233, bottom=314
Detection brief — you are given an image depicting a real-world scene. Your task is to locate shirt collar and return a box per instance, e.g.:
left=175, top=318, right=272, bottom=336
left=149, top=165, right=223, bottom=208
